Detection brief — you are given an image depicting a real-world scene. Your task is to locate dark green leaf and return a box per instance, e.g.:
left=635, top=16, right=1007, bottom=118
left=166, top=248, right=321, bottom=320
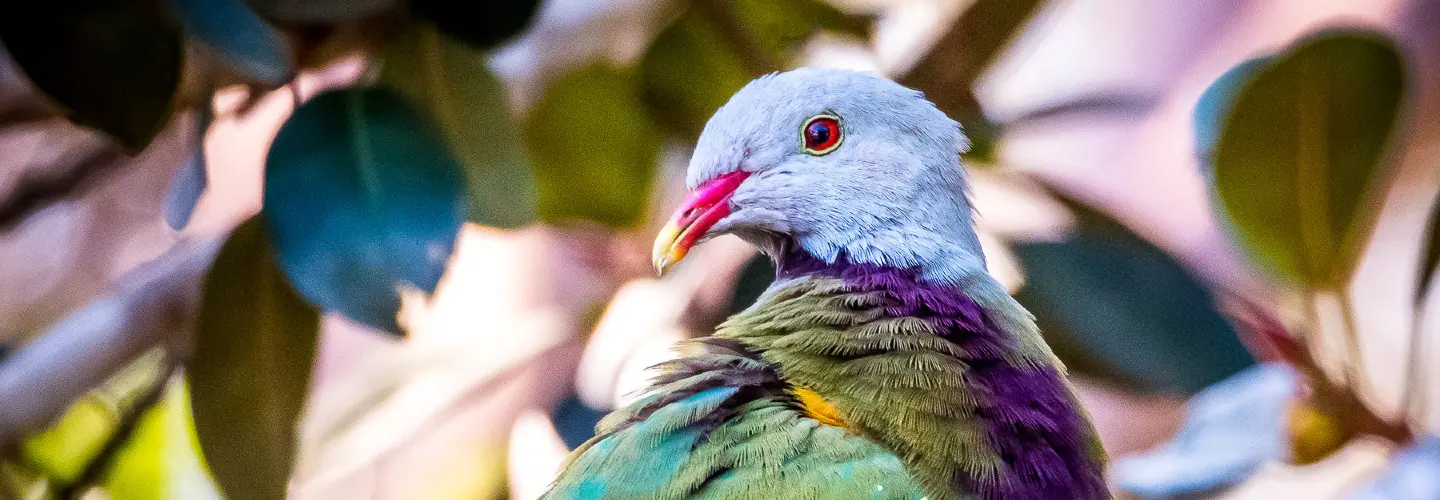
left=641, top=0, right=871, bottom=136
left=173, top=0, right=294, bottom=85
left=243, top=0, right=395, bottom=21
left=380, top=23, right=537, bottom=228
left=263, top=88, right=467, bottom=333
left=526, top=65, right=660, bottom=228
left=190, top=217, right=319, bottom=500
left=732, top=0, right=870, bottom=58
left=1213, top=30, right=1405, bottom=288
left=1194, top=56, right=1274, bottom=170
left=727, top=255, right=774, bottom=317
left=0, top=0, right=182, bottom=151
left=1015, top=197, right=1254, bottom=394
left=640, top=10, right=755, bottom=136
left=1416, top=197, right=1440, bottom=306
left=408, top=0, right=542, bottom=50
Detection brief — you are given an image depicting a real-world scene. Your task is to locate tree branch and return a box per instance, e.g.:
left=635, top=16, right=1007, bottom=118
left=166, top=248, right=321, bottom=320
left=0, top=141, right=126, bottom=232
left=0, top=236, right=222, bottom=447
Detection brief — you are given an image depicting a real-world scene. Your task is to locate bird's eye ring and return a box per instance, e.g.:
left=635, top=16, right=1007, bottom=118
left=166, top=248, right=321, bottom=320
left=801, top=114, right=842, bottom=155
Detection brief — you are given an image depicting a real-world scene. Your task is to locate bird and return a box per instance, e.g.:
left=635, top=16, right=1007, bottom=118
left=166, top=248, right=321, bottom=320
left=545, top=68, right=1109, bottom=500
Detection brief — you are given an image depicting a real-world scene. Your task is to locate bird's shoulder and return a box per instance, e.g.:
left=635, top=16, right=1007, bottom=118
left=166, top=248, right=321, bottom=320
left=544, top=338, right=926, bottom=500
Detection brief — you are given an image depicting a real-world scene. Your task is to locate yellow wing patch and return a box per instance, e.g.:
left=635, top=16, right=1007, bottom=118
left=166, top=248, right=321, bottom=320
left=792, top=386, right=849, bottom=429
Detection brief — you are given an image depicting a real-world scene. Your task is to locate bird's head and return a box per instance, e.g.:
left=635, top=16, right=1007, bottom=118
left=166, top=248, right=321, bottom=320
left=653, top=68, right=987, bottom=286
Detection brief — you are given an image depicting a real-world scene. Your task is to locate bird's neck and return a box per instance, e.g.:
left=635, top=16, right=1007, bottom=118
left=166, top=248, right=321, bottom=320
left=717, top=246, right=1107, bottom=499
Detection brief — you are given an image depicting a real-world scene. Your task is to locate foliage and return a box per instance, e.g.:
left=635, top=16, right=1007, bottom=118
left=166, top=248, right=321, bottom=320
left=0, top=0, right=183, bottom=152
left=190, top=217, right=319, bottom=500
left=1013, top=194, right=1254, bottom=394
left=1211, top=31, right=1404, bottom=289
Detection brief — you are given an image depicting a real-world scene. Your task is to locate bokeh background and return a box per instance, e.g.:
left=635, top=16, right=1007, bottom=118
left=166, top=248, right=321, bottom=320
left=2, top=0, right=1440, bottom=498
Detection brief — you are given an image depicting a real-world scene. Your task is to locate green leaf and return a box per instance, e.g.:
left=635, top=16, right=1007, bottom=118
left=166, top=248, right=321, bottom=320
left=1417, top=197, right=1440, bottom=306
left=263, top=87, right=467, bottom=333
left=639, top=0, right=871, bottom=136
left=190, top=217, right=319, bottom=500
left=526, top=65, right=660, bottom=228
left=1213, top=30, right=1405, bottom=288
left=640, top=9, right=754, bottom=136
left=732, top=0, right=869, bottom=58
left=1015, top=196, right=1254, bottom=394
left=242, top=0, right=395, bottom=21
left=380, top=23, right=537, bottom=228
left=0, top=0, right=182, bottom=151
left=173, top=0, right=294, bottom=85
left=408, top=0, right=542, bottom=50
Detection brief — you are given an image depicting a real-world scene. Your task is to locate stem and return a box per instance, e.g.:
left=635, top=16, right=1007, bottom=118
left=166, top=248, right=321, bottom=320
left=1401, top=303, right=1429, bottom=426
left=1337, top=290, right=1366, bottom=392
left=58, top=360, right=178, bottom=500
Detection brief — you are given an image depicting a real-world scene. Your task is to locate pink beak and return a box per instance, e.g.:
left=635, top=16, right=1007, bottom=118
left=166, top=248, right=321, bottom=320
left=651, top=170, right=751, bottom=274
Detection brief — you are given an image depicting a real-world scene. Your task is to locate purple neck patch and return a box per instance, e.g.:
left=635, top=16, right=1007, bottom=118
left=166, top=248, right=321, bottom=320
left=775, top=247, right=1109, bottom=499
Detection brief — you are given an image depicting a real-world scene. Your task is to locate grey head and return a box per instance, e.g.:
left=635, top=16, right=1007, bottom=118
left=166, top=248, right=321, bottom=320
left=687, top=67, right=988, bottom=288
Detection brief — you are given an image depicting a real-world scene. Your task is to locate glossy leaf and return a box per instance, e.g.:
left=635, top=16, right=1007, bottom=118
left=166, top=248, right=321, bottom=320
left=1416, top=197, right=1440, bottom=306
left=1014, top=196, right=1254, bottom=394
left=163, top=108, right=210, bottom=230
left=1213, top=31, right=1405, bottom=288
left=380, top=23, right=537, bottom=228
left=0, top=0, right=182, bottom=151
left=263, top=88, right=467, bottom=332
left=190, top=217, right=320, bottom=500
left=1194, top=56, right=1273, bottom=169
left=173, top=0, right=293, bottom=85
left=243, top=0, right=395, bottom=21
left=526, top=65, right=660, bottom=228
left=408, top=0, right=542, bottom=50
left=1113, top=364, right=1295, bottom=498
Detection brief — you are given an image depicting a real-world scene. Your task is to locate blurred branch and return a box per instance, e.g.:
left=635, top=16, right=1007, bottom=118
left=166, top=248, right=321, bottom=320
left=690, top=0, right=780, bottom=74
left=0, top=237, right=222, bottom=448
left=0, top=102, right=56, bottom=129
left=1003, top=91, right=1160, bottom=129
left=0, top=141, right=125, bottom=232
left=57, top=359, right=178, bottom=500
left=898, top=0, right=1045, bottom=126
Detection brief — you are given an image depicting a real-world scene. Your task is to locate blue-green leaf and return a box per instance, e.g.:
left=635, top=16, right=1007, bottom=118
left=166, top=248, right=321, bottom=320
left=380, top=23, right=537, bottom=228
left=263, top=88, right=466, bottom=333
left=1213, top=30, right=1406, bottom=288
left=1194, top=56, right=1273, bottom=170
left=1015, top=196, right=1254, bottom=394
left=172, top=0, right=293, bottom=86
left=190, top=217, right=318, bottom=499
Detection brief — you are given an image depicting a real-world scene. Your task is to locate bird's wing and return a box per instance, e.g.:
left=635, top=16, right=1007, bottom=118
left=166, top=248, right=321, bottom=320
left=544, top=341, right=928, bottom=500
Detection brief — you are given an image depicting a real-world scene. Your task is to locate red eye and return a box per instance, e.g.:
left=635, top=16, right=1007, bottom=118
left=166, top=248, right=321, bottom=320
left=801, top=115, right=842, bottom=155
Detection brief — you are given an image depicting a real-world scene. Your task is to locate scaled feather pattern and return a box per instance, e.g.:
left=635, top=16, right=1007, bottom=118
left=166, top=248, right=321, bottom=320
left=546, top=68, right=1109, bottom=499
